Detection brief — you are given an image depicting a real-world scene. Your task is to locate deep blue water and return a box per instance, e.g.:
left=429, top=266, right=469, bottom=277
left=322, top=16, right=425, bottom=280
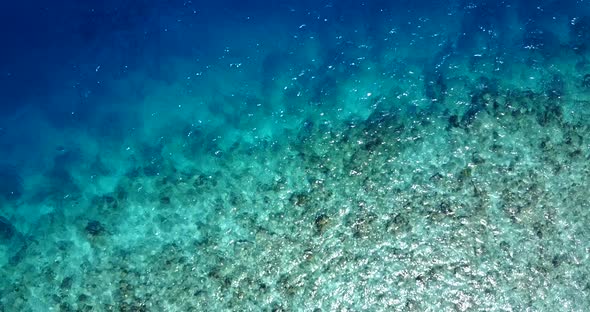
left=1, top=0, right=590, bottom=310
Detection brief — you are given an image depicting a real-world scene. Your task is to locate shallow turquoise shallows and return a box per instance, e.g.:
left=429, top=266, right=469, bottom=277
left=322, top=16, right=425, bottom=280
left=1, top=1, right=590, bottom=311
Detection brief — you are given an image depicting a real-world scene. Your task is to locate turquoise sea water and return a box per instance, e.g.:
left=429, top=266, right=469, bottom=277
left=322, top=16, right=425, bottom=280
left=1, top=0, right=590, bottom=310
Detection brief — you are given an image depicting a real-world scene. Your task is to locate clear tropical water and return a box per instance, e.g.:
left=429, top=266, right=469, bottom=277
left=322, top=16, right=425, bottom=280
left=1, top=0, right=590, bottom=311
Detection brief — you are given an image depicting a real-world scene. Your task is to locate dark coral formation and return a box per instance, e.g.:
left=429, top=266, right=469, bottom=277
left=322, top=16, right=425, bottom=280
left=0, top=216, right=15, bottom=242
left=85, top=220, right=106, bottom=236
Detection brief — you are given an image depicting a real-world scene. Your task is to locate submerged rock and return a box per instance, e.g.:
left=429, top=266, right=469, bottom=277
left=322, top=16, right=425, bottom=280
left=424, top=70, right=447, bottom=103
left=85, top=220, right=106, bottom=236
left=0, top=216, right=15, bottom=241
left=289, top=192, right=310, bottom=207
left=314, top=214, right=330, bottom=233
left=9, top=244, right=28, bottom=265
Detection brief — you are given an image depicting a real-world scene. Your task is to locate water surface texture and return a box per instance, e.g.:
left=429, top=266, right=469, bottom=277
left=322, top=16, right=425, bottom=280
left=1, top=0, right=590, bottom=311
